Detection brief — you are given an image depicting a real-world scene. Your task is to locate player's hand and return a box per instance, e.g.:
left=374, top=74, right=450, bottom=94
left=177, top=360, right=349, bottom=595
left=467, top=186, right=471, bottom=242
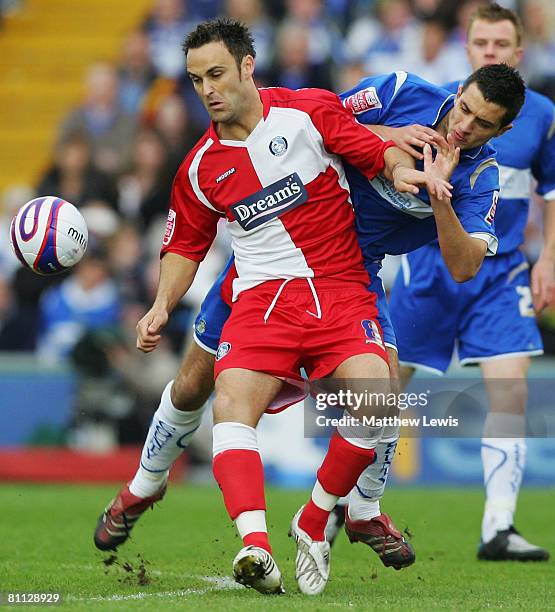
left=392, top=165, right=453, bottom=198
left=136, top=306, right=169, bottom=353
left=531, top=257, right=555, bottom=313
left=385, top=124, right=448, bottom=160
left=422, top=137, right=460, bottom=200
left=428, top=133, right=460, bottom=181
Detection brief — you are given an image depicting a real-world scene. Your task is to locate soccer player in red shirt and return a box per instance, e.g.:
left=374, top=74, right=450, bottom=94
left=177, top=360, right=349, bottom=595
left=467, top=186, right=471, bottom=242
left=96, top=18, right=450, bottom=595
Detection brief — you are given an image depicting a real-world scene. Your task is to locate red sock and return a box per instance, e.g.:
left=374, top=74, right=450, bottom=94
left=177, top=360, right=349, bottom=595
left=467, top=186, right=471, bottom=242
left=213, top=449, right=271, bottom=553
left=298, top=499, right=329, bottom=541
left=317, top=432, right=376, bottom=496
left=299, top=433, right=375, bottom=541
left=244, top=532, right=272, bottom=554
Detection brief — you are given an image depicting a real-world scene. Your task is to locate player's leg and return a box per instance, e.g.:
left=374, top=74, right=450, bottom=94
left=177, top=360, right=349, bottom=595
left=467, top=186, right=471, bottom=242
left=212, top=367, right=285, bottom=594
left=389, top=249, right=460, bottom=376
left=128, top=342, right=215, bottom=498
left=292, top=352, right=390, bottom=594
left=344, top=347, right=415, bottom=569
left=326, top=268, right=415, bottom=566
left=477, top=356, right=549, bottom=559
left=94, top=341, right=215, bottom=551
left=456, top=252, right=548, bottom=561
left=94, top=266, right=230, bottom=551
left=210, top=282, right=309, bottom=595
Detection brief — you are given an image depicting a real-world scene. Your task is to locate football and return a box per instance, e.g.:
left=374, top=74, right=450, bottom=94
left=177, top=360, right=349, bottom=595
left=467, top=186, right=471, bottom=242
left=9, top=196, right=88, bottom=275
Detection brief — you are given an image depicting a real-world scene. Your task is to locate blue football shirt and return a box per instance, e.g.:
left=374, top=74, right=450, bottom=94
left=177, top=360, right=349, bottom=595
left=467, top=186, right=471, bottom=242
left=340, top=71, right=500, bottom=264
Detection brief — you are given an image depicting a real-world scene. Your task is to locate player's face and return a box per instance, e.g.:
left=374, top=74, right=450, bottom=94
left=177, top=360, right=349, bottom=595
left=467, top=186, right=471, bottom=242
left=186, top=41, right=255, bottom=124
left=448, top=82, right=512, bottom=149
left=466, top=19, right=523, bottom=70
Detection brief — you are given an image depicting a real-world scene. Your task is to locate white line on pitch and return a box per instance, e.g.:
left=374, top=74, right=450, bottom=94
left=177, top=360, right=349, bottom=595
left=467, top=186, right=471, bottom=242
left=66, top=574, right=241, bottom=602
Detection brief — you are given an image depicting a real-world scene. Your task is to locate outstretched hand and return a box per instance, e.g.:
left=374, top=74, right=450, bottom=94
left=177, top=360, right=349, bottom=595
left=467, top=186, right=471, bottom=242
left=392, top=164, right=453, bottom=200
left=423, top=132, right=460, bottom=198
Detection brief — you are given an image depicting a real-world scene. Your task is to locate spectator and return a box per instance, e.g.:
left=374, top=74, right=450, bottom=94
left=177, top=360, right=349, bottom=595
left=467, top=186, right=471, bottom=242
left=80, top=201, right=122, bottom=241
left=116, top=128, right=173, bottom=229
left=142, top=0, right=198, bottom=78
left=268, top=20, right=334, bottom=90
left=106, top=223, right=148, bottom=309
left=37, top=132, right=117, bottom=210
left=282, top=0, right=344, bottom=72
left=399, top=16, right=470, bottom=85
left=520, top=0, right=555, bottom=90
left=153, top=94, right=204, bottom=174
left=187, top=0, right=222, bottom=20
left=36, top=244, right=121, bottom=364
left=0, top=184, right=35, bottom=279
left=344, top=0, right=415, bottom=69
left=57, top=63, right=138, bottom=176
left=117, top=30, right=158, bottom=116
left=225, top=0, right=274, bottom=80
left=0, top=272, right=37, bottom=351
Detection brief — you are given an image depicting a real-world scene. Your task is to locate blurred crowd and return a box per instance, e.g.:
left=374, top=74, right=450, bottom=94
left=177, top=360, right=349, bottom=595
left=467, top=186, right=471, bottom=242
left=1, top=0, right=555, bottom=444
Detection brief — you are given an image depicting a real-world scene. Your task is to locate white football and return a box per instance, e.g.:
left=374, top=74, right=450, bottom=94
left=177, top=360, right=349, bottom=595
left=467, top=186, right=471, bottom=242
left=9, top=196, right=88, bottom=275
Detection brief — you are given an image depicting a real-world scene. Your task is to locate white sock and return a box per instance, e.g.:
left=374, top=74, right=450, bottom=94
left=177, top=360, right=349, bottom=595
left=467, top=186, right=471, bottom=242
left=311, top=480, right=339, bottom=511
left=347, top=428, right=399, bottom=520
left=348, top=488, right=381, bottom=521
left=481, top=413, right=526, bottom=543
left=129, top=380, right=206, bottom=498
left=235, top=510, right=268, bottom=539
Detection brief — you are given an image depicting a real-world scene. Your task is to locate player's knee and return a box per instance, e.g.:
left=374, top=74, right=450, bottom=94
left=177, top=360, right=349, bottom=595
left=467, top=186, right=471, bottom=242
left=212, top=389, right=239, bottom=422
left=489, top=379, right=528, bottom=414
left=171, top=373, right=213, bottom=412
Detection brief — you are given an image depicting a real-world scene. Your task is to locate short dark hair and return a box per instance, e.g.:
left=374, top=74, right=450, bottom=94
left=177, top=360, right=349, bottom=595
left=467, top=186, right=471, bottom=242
left=183, top=18, right=256, bottom=71
left=462, top=64, right=525, bottom=126
left=467, top=2, right=524, bottom=47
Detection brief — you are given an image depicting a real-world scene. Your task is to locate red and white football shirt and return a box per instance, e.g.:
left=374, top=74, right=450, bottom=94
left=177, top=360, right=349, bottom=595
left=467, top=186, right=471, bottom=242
left=162, top=86, right=395, bottom=300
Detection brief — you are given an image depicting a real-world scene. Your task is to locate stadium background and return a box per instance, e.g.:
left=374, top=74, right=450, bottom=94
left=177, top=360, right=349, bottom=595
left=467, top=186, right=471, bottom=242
left=1, top=0, right=555, bottom=491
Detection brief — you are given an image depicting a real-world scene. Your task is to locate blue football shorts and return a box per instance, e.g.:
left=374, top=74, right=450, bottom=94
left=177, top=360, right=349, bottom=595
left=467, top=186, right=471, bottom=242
left=389, top=245, right=543, bottom=374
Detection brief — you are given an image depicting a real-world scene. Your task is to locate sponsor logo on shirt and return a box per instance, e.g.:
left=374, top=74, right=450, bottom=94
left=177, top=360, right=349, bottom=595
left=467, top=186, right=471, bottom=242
left=216, top=341, right=232, bottom=361
left=230, top=173, right=308, bottom=231
left=163, top=209, right=176, bottom=246
left=216, top=167, right=236, bottom=183
left=343, top=87, right=382, bottom=115
left=269, top=136, right=288, bottom=156
left=485, top=191, right=498, bottom=225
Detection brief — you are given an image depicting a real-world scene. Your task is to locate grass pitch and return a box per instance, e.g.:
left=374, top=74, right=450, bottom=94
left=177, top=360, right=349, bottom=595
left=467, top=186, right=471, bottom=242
left=0, top=483, right=553, bottom=610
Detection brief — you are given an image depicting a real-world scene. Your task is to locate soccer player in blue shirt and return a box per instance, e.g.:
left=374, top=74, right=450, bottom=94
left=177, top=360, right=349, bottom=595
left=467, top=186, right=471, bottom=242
left=94, top=62, right=527, bottom=569
left=389, top=4, right=554, bottom=561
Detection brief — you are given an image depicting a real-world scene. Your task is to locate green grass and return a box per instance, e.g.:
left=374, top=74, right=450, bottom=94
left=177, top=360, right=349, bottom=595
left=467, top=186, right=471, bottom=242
left=0, top=484, right=553, bottom=610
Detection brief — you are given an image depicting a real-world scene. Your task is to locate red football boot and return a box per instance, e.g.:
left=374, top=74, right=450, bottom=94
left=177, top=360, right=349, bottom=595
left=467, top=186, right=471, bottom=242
left=94, top=483, right=166, bottom=551
left=344, top=511, right=415, bottom=569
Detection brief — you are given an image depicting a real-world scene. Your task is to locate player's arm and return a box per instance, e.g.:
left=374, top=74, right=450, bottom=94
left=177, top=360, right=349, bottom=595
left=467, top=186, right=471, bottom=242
left=531, top=198, right=555, bottom=312
left=137, top=254, right=199, bottom=353
left=530, top=105, right=555, bottom=312
left=365, top=124, right=448, bottom=160
left=432, top=198, right=488, bottom=282
left=307, top=89, right=452, bottom=198
left=382, top=144, right=453, bottom=200
left=423, top=140, right=487, bottom=282
left=137, top=164, right=221, bottom=353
